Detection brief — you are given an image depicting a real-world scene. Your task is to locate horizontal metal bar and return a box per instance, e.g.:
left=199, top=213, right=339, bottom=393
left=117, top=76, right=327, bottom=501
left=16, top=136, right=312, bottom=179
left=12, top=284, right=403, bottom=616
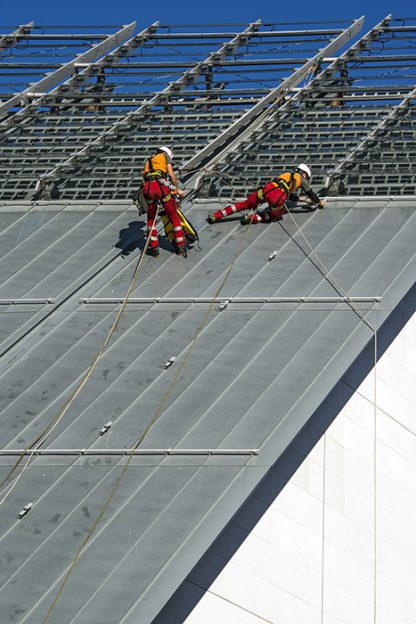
left=0, top=298, right=55, bottom=305
left=147, top=29, right=343, bottom=38
left=0, top=448, right=259, bottom=456
left=80, top=296, right=382, bottom=304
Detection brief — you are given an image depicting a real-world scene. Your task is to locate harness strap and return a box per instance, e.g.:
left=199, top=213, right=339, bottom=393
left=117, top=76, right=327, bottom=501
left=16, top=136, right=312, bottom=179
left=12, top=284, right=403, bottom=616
left=258, top=181, right=281, bottom=201
left=144, top=171, right=163, bottom=180
left=276, top=179, right=290, bottom=192
left=144, top=153, right=166, bottom=181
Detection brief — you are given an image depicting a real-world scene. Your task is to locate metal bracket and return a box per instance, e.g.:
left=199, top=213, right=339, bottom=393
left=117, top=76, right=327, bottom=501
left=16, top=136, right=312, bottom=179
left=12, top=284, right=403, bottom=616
left=0, top=298, right=55, bottom=305
left=79, top=296, right=382, bottom=305
left=0, top=448, right=259, bottom=456
left=0, top=22, right=34, bottom=50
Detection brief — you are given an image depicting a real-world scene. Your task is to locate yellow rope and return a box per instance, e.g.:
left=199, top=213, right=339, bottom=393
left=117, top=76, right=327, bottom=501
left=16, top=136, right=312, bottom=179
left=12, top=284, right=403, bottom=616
left=0, top=207, right=159, bottom=508
left=41, top=210, right=255, bottom=622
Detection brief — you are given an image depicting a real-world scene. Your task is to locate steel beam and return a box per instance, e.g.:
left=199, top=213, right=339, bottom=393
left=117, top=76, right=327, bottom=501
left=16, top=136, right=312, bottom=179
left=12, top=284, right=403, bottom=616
left=35, top=20, right=262, bottom=184
left=180, top=17, right=365, bottom=181
left=146, top=29, right=344, bottom=39
left=0, top=21, right=137, bottom=118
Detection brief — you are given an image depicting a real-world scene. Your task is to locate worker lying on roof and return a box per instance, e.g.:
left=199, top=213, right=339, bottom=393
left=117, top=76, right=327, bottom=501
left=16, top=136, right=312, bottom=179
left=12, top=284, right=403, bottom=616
left=142, top=146, right=187, bottom=257
left=207, top=163, right=325, bottom=225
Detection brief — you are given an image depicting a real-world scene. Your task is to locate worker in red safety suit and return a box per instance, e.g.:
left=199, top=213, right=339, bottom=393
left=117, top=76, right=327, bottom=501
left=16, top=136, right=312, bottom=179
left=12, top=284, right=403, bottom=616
left=207, top=163, right=325, bottom=225
left=142, top=146, right=186, bottom=256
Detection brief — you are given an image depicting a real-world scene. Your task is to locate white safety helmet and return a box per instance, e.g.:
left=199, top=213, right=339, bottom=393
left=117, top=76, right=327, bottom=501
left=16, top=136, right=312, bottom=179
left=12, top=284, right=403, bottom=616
left=296, top=163, right=312, bottom=180
left=159, top=146, right=173, bottom=160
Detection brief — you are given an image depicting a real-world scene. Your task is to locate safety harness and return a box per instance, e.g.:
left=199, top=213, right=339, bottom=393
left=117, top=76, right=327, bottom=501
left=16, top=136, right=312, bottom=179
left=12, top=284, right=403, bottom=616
left=257, top=171, right=299, bottom=204
left=143, top=152, right=167, bottom=181
left=143, top=152, right=176, bottom=203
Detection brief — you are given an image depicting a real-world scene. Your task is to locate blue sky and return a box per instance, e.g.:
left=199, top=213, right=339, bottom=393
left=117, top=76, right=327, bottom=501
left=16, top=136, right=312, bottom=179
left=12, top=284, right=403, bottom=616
left=1, top=0, right=415, bottom=30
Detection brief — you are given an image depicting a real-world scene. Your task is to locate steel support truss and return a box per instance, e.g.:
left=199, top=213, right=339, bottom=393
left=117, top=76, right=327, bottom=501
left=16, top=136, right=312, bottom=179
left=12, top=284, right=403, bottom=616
left=35, top=19, right=262, bottom=188
left=0, top=21, right=137, bottom=119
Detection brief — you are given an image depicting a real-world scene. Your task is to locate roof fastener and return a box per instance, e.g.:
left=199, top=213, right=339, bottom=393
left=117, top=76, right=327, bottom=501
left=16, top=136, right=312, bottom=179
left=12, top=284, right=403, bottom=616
left=17, top=503, right=33, bottom=519
left=99, top=421, right=113, bottom=436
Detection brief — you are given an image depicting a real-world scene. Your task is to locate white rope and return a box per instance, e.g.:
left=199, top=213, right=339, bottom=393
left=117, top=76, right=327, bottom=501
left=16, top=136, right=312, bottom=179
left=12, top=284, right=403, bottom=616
left=321, top=433, right=326, bottom=624
left=0, top=206, right=159, bottom=509
left=373, top=333, right=377, bottom=624
left=283, top=206, right=378, bottom=623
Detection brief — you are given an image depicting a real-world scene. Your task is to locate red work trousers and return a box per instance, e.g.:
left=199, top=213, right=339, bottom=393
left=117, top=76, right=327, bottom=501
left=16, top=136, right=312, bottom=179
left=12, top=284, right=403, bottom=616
left=142, top=180, right=185, bottom=249
left=212, top=182, right=287, bottom=222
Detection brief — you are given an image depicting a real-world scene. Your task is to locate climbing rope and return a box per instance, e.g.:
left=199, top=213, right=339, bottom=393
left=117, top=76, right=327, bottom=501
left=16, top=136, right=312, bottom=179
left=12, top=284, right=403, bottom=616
left=283, top=205, right=378, bottom=623
left=0, top=206, right=160, bottom=508
left=41, top=203, right=257, bottom=623
left=321, top=433, right=326, bottom=624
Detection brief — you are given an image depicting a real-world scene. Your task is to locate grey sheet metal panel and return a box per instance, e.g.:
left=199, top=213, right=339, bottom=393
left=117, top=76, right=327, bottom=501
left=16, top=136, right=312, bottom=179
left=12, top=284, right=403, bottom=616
left=5, top=464, right=244, bottom=624
left=0, top=198, right=415, bottom=623
left=0, top=211, right=127, bottom=297
left=0, top=206, right=141, bottom=355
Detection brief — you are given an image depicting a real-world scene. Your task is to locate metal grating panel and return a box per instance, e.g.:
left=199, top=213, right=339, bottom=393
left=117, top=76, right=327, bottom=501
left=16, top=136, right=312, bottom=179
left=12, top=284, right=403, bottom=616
left=0, top=19, right=361, bottom=200
left=194, top=16, right=416, bottom=198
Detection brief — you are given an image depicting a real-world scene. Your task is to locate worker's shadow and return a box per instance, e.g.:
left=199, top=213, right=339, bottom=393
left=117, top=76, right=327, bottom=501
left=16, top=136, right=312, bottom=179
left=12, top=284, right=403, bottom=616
left=286, top=199, right=317, bottom=213
left=115, top=221, right=146, bottom=256
left=115, top=222, right=177, bottom=257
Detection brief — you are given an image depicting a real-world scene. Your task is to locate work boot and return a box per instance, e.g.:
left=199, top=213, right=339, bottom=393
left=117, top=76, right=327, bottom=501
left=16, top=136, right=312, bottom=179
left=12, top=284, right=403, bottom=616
left=207, top=212, right=218, bottom=224
left=175, top=244, right=188, bottom=257
left=147, top=246, right=160, bottom=257
left=240, top=213, right=260, bottom=225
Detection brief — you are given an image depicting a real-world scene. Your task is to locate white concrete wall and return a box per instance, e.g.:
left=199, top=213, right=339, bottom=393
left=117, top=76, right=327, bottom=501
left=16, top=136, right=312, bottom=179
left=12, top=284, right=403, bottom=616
left=181, top=313, right=416, bottom=624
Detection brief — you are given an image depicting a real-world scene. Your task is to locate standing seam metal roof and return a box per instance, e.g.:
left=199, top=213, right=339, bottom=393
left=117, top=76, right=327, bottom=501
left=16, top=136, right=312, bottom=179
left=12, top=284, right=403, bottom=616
left=0, top=196, right=415, bottom=623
